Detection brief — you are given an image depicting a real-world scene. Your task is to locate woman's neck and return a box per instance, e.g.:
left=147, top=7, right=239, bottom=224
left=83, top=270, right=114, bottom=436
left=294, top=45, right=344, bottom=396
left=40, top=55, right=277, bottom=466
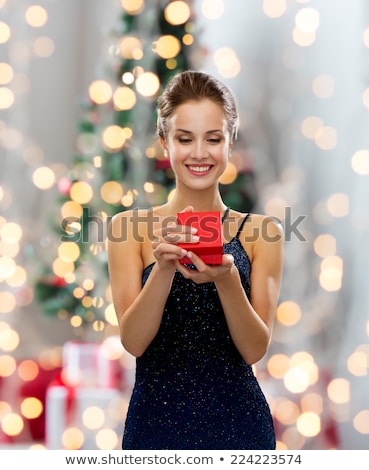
left=165, top=186, right=227, bottom=214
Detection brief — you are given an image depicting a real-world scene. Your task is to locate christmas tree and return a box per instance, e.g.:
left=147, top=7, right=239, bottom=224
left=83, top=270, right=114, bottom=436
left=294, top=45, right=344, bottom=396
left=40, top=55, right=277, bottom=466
left=34, top=0, right=256, bottom=334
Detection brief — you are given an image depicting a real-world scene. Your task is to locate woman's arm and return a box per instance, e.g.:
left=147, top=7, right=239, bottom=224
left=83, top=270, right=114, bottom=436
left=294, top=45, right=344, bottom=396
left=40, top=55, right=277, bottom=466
left=107, top=209, right=193, bottom=357
left=216, top=216, right=283, bottom=364
left=175, top=215, right=284, bottom=364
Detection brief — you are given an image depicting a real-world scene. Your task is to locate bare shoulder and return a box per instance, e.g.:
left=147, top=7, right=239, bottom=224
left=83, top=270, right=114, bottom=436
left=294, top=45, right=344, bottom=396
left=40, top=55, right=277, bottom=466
left=248, top=214, right=284, bottom=269
left=110, top=208, right=152, bottom=224
left=109, top=208, right=154, bottom=244
left=228, top=210, right=283, bottom=238
left=248, top=213, right=284, bottom=242
left=232, top=211, right=283, bottom=262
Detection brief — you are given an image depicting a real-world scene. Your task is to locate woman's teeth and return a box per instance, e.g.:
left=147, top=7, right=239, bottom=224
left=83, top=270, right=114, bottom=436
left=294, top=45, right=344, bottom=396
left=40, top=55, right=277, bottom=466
left=188, top=166, right=210, bottom=172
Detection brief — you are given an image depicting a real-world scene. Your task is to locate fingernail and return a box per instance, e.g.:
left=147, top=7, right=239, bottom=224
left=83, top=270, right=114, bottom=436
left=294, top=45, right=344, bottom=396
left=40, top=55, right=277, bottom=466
left=181, top=249, right=187, bottom=256
left=190, top=227, right=197, bottom=234
left=192, top=235, right=200, bottom=242
left=187, top=251, right=193, bottom=259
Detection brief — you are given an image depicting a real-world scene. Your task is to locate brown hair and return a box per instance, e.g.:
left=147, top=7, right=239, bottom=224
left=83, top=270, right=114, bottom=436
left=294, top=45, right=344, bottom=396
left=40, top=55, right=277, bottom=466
left=156, top=70, right=239, bottom=142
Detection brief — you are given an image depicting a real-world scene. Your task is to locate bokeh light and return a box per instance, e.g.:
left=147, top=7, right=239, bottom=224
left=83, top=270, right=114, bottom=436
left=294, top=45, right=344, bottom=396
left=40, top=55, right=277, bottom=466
left=1, top=413, right=24, bottom=437
left=201, top=0, right=224, bottom=20
left=82, top=406, right=105, bottom=429
left=120, top=0, right=144, bottom=15
left=25, top=5, right=48, bottom=27
left=348, top=352, right=366, bottom=377
left=70, top=181, right=93, bottom=204
left=263, top=0, right=287, bottom=18
left=95, top=428, right=119, bottom=450
left=219, top=162, right=238, bottom=184
left=119, top=36, right=143, bottom=59
left=312, top=75, right=335, bottom=99
left=89, top=80, right=113, bottom=104
left=0, top=62, right=13, bottom=83
left=0, top=21, right=11, bottom=44
left=296, top=412, right=321, bottom=437
left=17, top=360, right=39, bottom=381
left=267, top=353, right=290, bottom=379
left=314, top=234, right=336, bottom=258
left=274, top=398, right=300, bottom=425
left=351, top=149, right=369, bottom=175
left=33, top=36, right=55, bottom=58
left=276, top=301, right=302, bottom=326
left=113, top=86, right=136, bottom=110
left=21, top=397, right=43, bottom=419
left=135, top=72, right=160, bottom=97
left=319, top=255, right=343, bottom=292
left=353, top=410, right=369, bottom=434
left=213, top=47, right=241, bottom=78
left=62, top=427, right=84, bottom=450
left=102, top=125, right=126, bottom=151
left=314, top=126, right=337, bottom=150
left=32, top=166, right=56, bottom=190
left=165, top=1, right=191, bottom=25
left=153, top=35, right=181, bottom=59
left=327, top=193, right=349, bottom=218
left=100, top=181, right=124, bottom=204
left=295, top=7, right=320, bottom=33
left=0, top=87, right=15, bottom=109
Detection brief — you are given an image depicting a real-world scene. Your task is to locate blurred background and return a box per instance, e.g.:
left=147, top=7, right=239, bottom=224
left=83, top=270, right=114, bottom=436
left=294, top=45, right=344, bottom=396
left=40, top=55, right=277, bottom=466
left=1, top=0, right=369, bottom=450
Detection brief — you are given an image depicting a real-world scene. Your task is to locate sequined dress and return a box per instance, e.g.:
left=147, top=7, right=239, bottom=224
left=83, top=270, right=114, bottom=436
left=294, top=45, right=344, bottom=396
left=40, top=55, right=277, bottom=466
left=122, top=213, right=275, bottom=450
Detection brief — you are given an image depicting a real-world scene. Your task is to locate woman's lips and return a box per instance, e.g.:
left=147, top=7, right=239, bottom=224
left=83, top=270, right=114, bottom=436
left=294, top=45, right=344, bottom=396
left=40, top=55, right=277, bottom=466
left=186, top=164, right=213, bottom=176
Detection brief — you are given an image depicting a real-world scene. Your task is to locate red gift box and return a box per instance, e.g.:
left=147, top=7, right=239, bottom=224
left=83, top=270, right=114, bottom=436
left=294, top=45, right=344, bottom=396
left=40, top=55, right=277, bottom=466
left=177, top=211, right=223, bottom=265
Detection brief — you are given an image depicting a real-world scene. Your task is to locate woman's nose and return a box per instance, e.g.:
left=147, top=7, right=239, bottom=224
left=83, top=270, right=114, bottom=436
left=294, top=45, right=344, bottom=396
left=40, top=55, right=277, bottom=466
left=192, top=141, right=208, bottom=158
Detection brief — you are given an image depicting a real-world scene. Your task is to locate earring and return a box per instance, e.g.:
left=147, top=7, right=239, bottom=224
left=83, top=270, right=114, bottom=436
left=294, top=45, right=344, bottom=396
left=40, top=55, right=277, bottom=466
left=164, top=150, right=168, bottom=157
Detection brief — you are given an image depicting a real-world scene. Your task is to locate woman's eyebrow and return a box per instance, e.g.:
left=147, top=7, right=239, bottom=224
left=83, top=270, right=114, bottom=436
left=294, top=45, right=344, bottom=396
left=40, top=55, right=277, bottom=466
left=175, top=128, right=222, bottom=134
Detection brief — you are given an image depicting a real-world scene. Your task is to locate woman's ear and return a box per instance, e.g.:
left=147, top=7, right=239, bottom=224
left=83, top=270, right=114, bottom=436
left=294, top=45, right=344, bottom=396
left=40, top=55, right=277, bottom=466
left=160, top=137, right=169, bottom=158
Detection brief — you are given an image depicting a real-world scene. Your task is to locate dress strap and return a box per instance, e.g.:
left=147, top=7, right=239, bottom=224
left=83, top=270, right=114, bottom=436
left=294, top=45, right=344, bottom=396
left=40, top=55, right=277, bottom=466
left=235, top=213, right=250, bottom=239
left=221, top=207, right=230, bottom=224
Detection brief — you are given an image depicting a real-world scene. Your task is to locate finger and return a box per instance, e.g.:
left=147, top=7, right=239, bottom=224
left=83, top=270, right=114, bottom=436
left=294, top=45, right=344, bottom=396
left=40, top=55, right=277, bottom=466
left=180, top=206, right=194, bottom=213
left=174, top=259, right=201, bottom=279
left=152, top=226, right=182, bottom=243
left=174, top=261, right=191, bottom=278
left=162, top=224, right=197, bottom=236
left=222, top=254, right=234, bottom=266
left=154, top=227, right=199, bottom=245
left=154, top=243, right=187, bottom=258
left=159, top=252, right=187, bottom=262
left=184, top=251, right=208, bottom=272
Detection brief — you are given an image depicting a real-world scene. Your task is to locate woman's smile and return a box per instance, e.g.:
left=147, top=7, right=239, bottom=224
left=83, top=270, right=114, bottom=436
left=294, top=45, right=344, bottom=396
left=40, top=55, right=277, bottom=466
left=186, top=163, right=213, bottom=176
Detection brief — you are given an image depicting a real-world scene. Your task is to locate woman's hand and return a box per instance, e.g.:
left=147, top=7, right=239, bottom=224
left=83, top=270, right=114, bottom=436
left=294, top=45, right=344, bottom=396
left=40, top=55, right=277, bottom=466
left=175, top=251, right=235, bottom=284
left=152, top=206, right=199, bottom=271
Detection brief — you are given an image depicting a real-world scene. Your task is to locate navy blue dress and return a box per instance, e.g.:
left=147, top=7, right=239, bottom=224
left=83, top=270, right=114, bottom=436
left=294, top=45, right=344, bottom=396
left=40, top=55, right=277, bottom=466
left=122, top=213, right=275, bottom=450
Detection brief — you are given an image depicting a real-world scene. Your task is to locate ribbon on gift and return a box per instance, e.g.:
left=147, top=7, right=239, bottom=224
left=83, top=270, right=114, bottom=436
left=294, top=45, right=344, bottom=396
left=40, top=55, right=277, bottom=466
left=48, top=372, right=77, bottom=426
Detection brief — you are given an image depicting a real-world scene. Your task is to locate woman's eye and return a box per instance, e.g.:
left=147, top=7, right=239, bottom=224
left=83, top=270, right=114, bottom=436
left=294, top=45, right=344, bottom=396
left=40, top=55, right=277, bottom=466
left=179, top=138, right=192, bottom=144
left=208, top=138, right=221, bottom=143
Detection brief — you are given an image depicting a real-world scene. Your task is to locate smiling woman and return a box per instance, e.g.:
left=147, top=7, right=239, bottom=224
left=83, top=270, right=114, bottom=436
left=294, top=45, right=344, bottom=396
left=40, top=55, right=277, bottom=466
left=163, top=98, right=230, bottom=188
left=107, top=70, right=284, bottom=450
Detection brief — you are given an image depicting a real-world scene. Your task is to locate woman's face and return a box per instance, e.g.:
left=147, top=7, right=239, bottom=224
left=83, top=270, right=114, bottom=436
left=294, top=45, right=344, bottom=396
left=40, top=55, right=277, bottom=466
left=164, top=99, right=231, bottom=191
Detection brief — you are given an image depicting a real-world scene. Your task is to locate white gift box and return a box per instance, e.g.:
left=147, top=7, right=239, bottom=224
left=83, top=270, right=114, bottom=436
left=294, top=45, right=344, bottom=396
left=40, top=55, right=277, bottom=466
left=62, top=341, right=117, bottom=388
left=61, top=339, right=136, bottom=391
left=45, top=339, right=136, bottom=449
left=45, top=386, right=131, bottom=450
